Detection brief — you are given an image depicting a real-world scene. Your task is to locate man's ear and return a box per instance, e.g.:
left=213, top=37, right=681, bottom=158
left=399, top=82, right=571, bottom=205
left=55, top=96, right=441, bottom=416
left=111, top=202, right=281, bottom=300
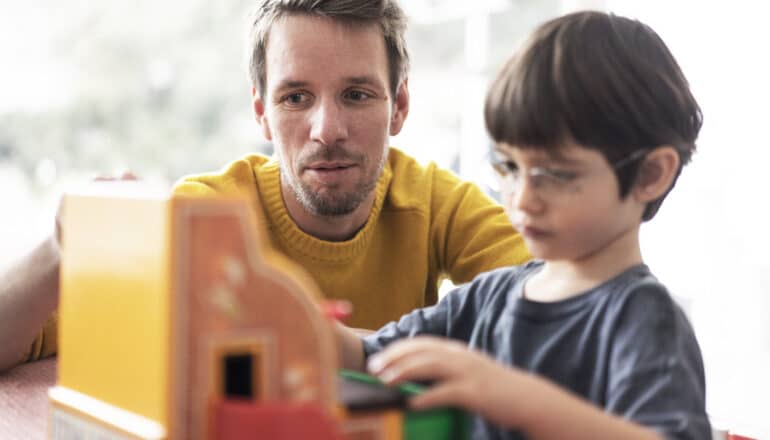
left=389, top=78, right=410, bottom=136
left=633, top=146, right=680, bottom=203
left=252, top=86, right=272, bottom=141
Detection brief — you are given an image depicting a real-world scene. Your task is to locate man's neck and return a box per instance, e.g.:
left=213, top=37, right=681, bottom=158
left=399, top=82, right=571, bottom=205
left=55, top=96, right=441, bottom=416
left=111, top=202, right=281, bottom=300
left=281, top=186, right=376, bottom=242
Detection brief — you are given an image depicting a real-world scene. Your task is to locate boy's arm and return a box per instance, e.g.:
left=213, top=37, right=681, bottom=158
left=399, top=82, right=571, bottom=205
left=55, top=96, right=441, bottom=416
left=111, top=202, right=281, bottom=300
left=335, top=322, right=366, bottom=371
left=367, top=336, right=662, bottom=440
left=0, top=235, right=61, bottom=372
left=497, top=372, right=662, bottom=440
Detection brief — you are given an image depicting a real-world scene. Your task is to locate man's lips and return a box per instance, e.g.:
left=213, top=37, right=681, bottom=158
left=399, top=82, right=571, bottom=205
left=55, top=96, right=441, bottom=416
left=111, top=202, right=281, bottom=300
left=303, top=162, right=358, bottom=184
left=305, top=161, right=356, bottom=171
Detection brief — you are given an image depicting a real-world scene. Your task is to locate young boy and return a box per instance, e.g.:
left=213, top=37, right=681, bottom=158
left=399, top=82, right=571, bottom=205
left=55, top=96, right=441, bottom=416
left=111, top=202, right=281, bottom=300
left=337, top=10, right=709, bottom=440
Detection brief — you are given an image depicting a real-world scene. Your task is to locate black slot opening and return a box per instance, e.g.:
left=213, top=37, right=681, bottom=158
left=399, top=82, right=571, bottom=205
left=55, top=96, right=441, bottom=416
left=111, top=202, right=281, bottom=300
left=223, top=353, right=254, bottom=399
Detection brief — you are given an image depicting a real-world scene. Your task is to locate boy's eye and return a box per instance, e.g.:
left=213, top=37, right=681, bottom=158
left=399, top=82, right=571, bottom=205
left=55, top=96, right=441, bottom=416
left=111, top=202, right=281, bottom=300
left=548, top=169, right=578, bottom=183
left=532, top=168, right=578, bottom=185
left=491, top=159, right=518, bottom=177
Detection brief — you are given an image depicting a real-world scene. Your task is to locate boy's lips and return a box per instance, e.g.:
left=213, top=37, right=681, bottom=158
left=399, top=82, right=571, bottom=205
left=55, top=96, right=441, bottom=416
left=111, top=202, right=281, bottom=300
left=517, top=224, right=551, bottom=240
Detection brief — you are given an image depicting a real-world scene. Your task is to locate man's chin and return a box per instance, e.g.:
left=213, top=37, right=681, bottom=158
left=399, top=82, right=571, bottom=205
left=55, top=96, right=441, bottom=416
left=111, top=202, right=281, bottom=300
left=307, top=200, right=360, bottom=217
left=299, top=190, right=363, bottom=217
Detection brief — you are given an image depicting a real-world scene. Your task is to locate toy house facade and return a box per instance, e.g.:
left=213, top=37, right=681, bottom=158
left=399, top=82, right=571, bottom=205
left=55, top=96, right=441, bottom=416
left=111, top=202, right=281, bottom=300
left=48, top=189, right=466, bottom=439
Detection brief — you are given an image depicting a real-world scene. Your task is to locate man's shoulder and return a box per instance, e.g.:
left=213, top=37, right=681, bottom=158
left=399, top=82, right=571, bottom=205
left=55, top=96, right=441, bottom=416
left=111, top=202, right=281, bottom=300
left=386, top=147, right=488, bottom=210
left=172, top=153, right=275, bottom=196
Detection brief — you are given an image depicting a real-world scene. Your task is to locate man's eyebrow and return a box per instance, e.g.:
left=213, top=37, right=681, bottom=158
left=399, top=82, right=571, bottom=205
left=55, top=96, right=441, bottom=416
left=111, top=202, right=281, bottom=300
left=273, top=79, right=310, bottom=93
left=346, top=76, right=385, bottom=87
left=272, top=77, right=386, bottom=93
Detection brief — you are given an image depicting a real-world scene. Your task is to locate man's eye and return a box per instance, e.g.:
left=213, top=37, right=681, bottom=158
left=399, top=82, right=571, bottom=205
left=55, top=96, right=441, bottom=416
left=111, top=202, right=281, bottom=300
left=345, top=90, right=370, bottom=102
left=283, top=92, right=309, bottom=105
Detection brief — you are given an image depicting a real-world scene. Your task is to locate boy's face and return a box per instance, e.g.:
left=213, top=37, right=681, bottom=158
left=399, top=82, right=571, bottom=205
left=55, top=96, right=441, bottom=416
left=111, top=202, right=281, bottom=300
left=493, top=143, right=645, bottom=262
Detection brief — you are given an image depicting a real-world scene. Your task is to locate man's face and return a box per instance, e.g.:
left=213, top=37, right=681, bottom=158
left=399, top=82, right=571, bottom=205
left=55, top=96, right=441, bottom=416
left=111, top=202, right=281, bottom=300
left=253, top=15, right=409, bottom=217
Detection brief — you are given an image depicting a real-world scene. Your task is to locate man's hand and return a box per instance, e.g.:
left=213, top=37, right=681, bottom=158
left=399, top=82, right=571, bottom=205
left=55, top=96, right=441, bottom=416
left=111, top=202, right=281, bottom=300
left=0, top=171, right=140, bottom=372
left=54, top=171, right=138, bottom=247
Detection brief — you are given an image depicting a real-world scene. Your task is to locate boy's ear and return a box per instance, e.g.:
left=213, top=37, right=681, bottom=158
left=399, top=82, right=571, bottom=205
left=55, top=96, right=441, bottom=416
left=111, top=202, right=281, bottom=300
left=632, top=146, right=680, bottom=202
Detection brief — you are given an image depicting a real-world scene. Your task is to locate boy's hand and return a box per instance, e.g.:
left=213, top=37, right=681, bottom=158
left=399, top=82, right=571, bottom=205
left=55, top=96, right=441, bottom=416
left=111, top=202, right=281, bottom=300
left=368, top=337, right=665, bottom=440
left=367, top=336, right=528, bottom=426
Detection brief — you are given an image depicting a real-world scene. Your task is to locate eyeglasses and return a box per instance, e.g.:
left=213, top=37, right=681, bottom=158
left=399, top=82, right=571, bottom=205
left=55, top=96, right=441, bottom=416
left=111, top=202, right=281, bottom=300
left=489, top=148, right=649, bottom=201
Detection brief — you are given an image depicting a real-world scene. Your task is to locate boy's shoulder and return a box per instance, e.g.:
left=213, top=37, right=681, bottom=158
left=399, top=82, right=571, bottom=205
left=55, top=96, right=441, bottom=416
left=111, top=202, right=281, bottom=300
left=590, top=266, right=695, bottom=350
left=597, top=265, right=679, bottom=318
left=462, top=261, right=540, bottom=292
left=445, top=261, right=543, bottom=311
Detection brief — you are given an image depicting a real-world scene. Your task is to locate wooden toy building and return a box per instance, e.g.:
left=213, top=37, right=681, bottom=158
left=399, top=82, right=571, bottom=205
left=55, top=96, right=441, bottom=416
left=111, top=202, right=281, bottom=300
left=48, top=186, right=467, bottom=439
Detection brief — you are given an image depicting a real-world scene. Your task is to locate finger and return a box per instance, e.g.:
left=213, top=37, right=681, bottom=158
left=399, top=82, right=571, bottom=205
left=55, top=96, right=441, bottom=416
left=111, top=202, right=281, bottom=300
left=374, top=350, right=463, bottom=386
left=93, top=171, right=139, bottom=181
left=118, top=170, right=138, bottom=180
left=368, top=336, right=461, bottom=374
left=409, top=382, right=468, bottom=410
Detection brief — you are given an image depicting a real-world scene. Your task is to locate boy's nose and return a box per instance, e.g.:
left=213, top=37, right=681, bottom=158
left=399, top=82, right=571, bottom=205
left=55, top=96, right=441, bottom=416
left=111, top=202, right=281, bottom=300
left=510, top=178, right=544, bottom=215
left=309, top=99, right=349, bottom=146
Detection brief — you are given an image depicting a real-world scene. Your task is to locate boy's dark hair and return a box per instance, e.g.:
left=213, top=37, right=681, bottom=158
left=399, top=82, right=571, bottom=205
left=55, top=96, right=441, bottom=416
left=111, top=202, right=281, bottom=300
left=484, top=11, right=702, bottom=221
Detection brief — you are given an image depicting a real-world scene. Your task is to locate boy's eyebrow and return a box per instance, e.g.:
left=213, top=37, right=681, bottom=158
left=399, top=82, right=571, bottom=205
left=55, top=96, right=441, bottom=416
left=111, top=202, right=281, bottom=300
left=545, top=155, right=584, bottom=166
left=492, top=145, right=588, bottom=168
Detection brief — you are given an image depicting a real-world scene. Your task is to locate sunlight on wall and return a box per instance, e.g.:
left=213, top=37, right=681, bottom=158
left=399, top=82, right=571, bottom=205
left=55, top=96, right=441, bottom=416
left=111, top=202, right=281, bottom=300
left=609, top=1, right=770, bottom=436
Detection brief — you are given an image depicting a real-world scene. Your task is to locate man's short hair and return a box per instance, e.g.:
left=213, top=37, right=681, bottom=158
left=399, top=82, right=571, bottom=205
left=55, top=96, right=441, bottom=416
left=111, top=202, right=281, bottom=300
left=248, top=0, right=410, bottom=99
left=485, top=11, right=702, bottom=221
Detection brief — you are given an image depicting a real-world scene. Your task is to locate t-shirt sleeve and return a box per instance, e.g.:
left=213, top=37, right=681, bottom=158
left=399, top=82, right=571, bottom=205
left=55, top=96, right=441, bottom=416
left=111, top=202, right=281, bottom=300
left=361, top=268, right=511, bottom=359
left=363, top=280, right=487, bottom=358
left=606, top=283, right=710, bottom=440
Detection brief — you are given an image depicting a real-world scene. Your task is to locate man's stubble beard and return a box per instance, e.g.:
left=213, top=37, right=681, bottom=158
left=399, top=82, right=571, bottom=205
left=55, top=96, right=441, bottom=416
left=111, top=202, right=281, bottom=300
left=281, top=147, right=388, bottom=218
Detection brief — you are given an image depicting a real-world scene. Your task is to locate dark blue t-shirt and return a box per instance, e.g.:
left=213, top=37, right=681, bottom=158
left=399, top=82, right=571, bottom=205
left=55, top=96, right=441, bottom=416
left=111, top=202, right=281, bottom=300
left=362, top=261, right=710, bottom=440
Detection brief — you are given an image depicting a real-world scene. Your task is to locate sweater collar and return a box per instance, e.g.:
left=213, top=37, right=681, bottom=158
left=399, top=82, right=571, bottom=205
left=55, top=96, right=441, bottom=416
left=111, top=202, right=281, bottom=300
left=256, top=155, right=393, bottom=262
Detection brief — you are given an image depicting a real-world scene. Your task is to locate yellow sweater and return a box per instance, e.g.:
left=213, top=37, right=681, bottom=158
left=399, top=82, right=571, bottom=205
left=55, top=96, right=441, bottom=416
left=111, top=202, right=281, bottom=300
left=174, top=147, right=530, bottom=329
left=22, top=148, right=529, bottom=362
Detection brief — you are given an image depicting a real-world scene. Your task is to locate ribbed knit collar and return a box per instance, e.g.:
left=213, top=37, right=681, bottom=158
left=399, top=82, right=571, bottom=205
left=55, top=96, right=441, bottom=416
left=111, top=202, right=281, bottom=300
left=255, top=157, right=393, bottom=263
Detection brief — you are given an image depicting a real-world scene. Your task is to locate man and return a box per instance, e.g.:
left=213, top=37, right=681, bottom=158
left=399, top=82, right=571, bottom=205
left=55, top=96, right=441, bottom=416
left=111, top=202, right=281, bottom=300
left=0, top=0, right=529, bottom=372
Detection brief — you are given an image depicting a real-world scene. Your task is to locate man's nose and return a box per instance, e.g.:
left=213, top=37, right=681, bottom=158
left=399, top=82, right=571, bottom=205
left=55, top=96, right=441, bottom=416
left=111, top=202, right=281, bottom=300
left=309, top=98, right=349, bottom=146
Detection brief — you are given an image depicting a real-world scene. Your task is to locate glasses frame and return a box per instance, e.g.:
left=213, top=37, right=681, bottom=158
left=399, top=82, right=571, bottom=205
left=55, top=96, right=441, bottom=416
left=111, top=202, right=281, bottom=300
left=488, top=148, right=650, bottom=200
